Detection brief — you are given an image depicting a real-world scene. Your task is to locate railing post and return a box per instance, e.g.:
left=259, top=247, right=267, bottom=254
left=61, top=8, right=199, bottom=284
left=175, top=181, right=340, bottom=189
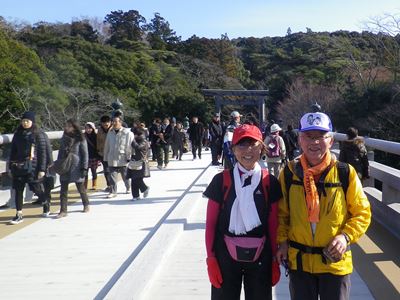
left=363, top=150, right=375, bottom=187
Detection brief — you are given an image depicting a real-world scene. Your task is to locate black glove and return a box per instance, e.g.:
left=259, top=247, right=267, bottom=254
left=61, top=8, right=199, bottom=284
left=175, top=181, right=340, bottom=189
left=81, top=169, right=88, bottom=178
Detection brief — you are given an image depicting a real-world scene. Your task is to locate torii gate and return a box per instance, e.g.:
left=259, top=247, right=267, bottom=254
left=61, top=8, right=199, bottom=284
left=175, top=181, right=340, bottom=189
left=201, top=89, right=268, bottom=125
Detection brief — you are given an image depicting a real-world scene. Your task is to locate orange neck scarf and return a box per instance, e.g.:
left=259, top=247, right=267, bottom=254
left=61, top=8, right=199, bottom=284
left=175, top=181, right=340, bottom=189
left=300, top=152, right=335, bottom=222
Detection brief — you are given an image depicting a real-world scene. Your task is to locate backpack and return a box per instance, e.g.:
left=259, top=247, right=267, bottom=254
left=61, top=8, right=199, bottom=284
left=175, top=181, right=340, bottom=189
left=283, top=161, right=350, bottom=209
left=266, top=135, right=281, bottom=158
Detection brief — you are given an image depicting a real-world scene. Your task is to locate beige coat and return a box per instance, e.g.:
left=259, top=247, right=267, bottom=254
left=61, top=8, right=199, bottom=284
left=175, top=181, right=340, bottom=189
left=103, top=128, right=134, bottom=167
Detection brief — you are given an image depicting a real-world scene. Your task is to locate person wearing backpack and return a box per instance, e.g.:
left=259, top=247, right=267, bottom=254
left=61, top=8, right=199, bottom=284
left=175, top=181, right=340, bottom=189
left=264, top=123, right=286, bottom=177
left=276, top=112, right=371, bottom=300
left=339, top=127, right=370, bottom=181
left=203, top=124, right=283, bottom=300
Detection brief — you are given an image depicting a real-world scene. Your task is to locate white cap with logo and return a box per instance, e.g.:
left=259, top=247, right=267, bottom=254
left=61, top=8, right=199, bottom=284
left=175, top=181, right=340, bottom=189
left=299, top=112, right=332, bottom=132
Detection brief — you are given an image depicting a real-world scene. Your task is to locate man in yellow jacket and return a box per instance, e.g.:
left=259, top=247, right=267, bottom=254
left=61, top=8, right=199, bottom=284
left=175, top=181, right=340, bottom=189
left=276, top=112, right=371, bottom=300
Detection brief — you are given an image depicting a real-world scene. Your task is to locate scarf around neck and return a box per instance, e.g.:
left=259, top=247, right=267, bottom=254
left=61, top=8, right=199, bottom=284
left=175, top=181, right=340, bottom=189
left=228, top=162, right=262, bottom=235
left=300, top=151, right=335, bottom=222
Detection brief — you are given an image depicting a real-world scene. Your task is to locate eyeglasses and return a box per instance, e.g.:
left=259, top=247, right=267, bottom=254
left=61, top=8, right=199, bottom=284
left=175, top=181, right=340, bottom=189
left=300, top=134, right=332, bottom=142
left=235, top=140, right=261, bottom=150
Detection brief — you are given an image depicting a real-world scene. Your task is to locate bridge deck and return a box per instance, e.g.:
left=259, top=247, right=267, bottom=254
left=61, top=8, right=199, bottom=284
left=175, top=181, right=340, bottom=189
left=0, top=152, right=398, bottom=299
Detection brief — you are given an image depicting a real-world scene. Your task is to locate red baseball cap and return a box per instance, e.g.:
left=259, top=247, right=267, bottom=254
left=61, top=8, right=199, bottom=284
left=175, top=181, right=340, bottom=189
left=232, top=124, right=263, bottom=145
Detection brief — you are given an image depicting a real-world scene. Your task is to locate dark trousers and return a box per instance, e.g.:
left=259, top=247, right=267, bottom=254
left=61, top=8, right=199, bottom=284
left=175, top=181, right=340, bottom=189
left=212, top=238, right=272, bottom=300
left=131, top=177, right=148, bottom=198
left=191, top=141, right=202, bottom=158
left=289, top=270, right=351, bottom=300
left=59, top=181, right=89, bottom=213
left=151, top=142, right=157, bottom=161
left=100, top=158, right=111, bottom=187
left=13, top=175, right=45, bottom=212
left=211, top=142, right=222, bottom=164
left=156, top=144, right=170, bottom=166
left=41, top=176, right=55, bottom=213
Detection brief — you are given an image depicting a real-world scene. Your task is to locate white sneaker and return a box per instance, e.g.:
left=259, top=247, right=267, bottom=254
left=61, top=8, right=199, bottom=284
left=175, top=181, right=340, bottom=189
left=125, top=188, right=131, bottom=194
left=42, top=212, right=50, bottom=217
left=107, top=193, right=117, bottom=198
left=132, top=197, right=140, bottom=201
left=143, top=187, right=150, bottom=198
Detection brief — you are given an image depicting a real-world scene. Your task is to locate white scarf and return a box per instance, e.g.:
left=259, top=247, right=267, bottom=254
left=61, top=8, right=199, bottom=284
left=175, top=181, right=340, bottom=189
left=228, top=162, right=262, bottom=235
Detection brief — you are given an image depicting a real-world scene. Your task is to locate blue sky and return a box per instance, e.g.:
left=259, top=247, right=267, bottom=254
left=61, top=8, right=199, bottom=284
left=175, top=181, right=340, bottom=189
left=2, top=0, right=400, bottom=39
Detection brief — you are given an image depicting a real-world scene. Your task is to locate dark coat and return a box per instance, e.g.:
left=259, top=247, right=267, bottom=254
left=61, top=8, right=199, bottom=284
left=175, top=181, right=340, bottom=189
left=171, top=127, right=185, bottom=147
left=58, top=133, right=89, bottom=183
left=9, top=126, right=48, bottom=177
left=127, top=135, right=150, bottom=179
left=339, top=137, right=369, bottom=179
left=85, top=132, right=98, bottom=159
left=209, top=120, right=223, bottom=145
left=188, top=122, right=204, bottom=143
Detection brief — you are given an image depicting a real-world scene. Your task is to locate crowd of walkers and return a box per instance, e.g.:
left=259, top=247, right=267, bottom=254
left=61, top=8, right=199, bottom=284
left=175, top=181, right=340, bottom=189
left=6, top=107, right=373, bottom=300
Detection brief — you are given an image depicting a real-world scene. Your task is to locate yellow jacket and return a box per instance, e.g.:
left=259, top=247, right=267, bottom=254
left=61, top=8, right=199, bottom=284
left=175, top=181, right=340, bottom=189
left=278, top=158, right=371, bottom=275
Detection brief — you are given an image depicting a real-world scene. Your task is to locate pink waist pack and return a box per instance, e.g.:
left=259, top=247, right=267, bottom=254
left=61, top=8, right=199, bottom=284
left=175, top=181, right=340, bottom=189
left=224, top=235, right=266, bottom=262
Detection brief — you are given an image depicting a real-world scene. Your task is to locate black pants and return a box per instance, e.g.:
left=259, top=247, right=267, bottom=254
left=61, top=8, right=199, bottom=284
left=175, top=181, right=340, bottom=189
left=289, top=270, right=351, bottom=300
left=191, top=141, right=202, bottom=159
left=212, top=238, right=272, bottom=300
left=13, top=175, right=45, bottom=211
left=59, top=181, right=89, bottom=213
left=131, top=177, right=148, bottom=198
left=41, top=176, right=55, bottom=213
left=100, top=158, right=111, bottom=187
left=210, top=142, right=222, bottom=164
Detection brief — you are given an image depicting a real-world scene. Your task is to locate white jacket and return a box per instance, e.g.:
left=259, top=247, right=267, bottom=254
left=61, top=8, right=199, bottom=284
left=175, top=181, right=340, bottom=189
left=104, top=128, right=134, bottom=167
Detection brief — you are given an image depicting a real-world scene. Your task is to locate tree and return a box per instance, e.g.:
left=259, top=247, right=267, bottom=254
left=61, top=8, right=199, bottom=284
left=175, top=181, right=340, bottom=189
left=287, top=27, right=292, bottom=36
left=71, top=20, right=98, bottom=42
left=145, top=13, right=180, bottom=50
left=104, top=10, right=146, bottom=47
left=275, top=78, right=341, bottom=127
left=364, top=13, right=400, bottom=82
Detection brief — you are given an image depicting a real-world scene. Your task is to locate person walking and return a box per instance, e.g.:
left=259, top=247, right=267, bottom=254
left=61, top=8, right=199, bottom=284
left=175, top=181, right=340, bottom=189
left=229, top=111, right=242, bottom=128
left=84, top=122, right=99, bottom=190
left=339, top=127, right=370, bottom=181
left=41, top=133, right=55, bottom=217
left=127, top=127, right=150, bottom=201
left=56, top=119, right=89, bottom=218
left=97, top=115, right=112, bottom=192
left=159, top=117, right=173, bottom=168
left=204, top=124, right=282, bottom=300
left=264, top=123, right=286, bottom=177
left=188, top=116, right=204, bottom=160
left=171, top=122, right=186, bottom=160
left=209, top=113, right=224, bottom=166
left=283, top=124, right=299, bottom=161
left=276, top=112, right=371, bottom=300
left=103, top=116, right=134, bottom=198
left=7, top=111, right=47, bottom=224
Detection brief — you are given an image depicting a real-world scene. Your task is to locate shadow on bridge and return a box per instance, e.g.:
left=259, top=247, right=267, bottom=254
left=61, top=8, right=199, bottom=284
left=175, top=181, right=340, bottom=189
left=353, top=219, right=400, bottom=299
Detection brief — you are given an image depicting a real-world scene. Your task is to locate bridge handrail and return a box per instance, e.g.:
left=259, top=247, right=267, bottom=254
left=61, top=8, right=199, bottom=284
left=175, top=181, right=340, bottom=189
left=334, top=133, right=400, bottom=156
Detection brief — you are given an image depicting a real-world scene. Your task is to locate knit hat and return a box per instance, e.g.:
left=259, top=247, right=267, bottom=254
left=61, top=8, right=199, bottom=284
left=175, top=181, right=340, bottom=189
left=22, top=111, right=35, bottom=123
left=85, top=122, right=96, bottom=130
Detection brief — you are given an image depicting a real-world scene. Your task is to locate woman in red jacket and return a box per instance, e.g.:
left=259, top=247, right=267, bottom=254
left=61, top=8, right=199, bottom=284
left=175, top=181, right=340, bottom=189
left=203, top=124, right=282, bottom=300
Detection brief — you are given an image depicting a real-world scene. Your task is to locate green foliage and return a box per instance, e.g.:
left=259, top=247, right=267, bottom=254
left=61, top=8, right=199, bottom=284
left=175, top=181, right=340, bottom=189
left=1, top=10, right=399, bottom=147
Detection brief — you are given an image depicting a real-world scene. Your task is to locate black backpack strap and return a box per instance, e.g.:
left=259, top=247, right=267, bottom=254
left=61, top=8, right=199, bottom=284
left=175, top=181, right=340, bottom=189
left=283, top=165, right=294, bottom=210
left=337, top=161, right=350, bottom=197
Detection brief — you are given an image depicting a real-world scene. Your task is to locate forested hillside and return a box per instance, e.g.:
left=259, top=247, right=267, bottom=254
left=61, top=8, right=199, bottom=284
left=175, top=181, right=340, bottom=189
left=0, top=10, right=399, bottom=144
